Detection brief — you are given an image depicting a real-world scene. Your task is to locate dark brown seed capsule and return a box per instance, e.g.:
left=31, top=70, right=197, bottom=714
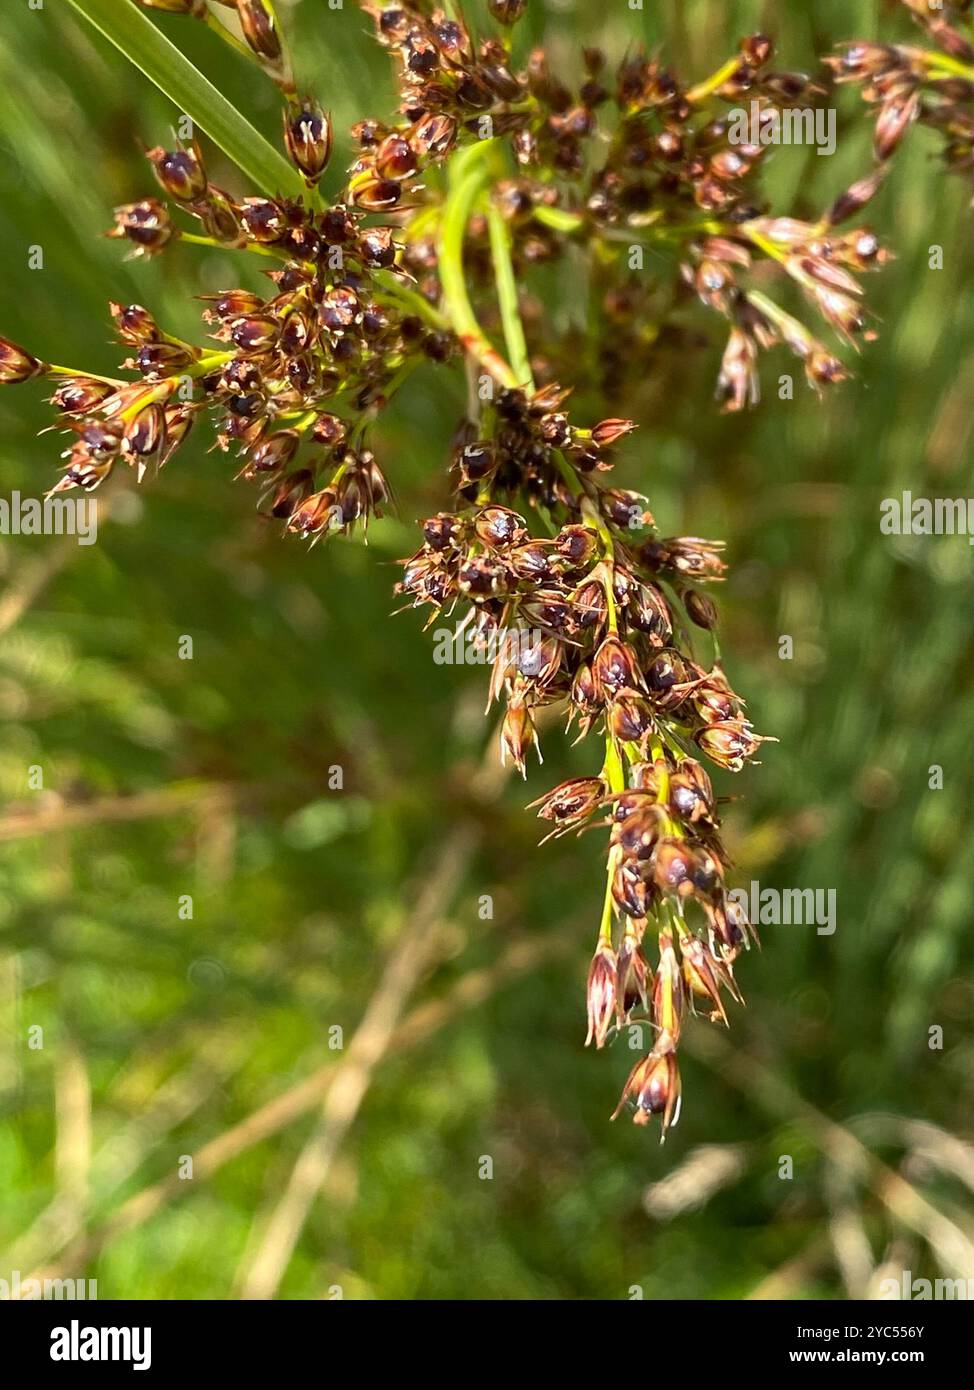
left=684, top=590, right=719, bottom=630
left=613, top=1047, right=681, bottom=1130
left=311, top=414, right=347, bottom=448
left=79, top=421, right=123, bottom=461
left=109, top=302, right=159, bottom=346
left=694, top=722, right=764, bottom=771
left=375, top=134, right=418, bottom=180
left=555, top=525, right=596, bottom=566
left=0, top=335, right=45, bottom=384
left=529, top=776, right=605, bottom=826
left=146, top=143, right=207, bottom=202
left=122, top=403, right=166, bottom=462
left=609, top=690, right=654, bottom=743
left=50, top=377, right=114, bottom=414
left=247, top=430, right=300, bottom=474
left=521, top=589, right=575, bottom=634
left=106, top=199, right=172, bottom=256
left=613, top=805, right=664, bottom=860
left=357, top=227, right=397, bottom=268
left=458, top=442, right=496, bottom=483
left=230, top=315, right=280, bottom=353
left=489, top=0, right=527, bottom=24
left=474, top=506, right=526, bottom=548
left=270, top=469, right=314, bottom=519
left=422, top=513, right=463, bottom=551
left=593, top=636, right=642, bottom=699
left=237, top=0, right=284, bottom=65
left=611, top=859, right=650, bottom=918
left=319, top=287, right=360, bottom=333
left=284, top=101, right=333, bottom=184
left=239, top=199, right=287, bottom=245
left=133, top=343, right=195, bottom=378
left=574, top=579, right=607, bottom=629
left=352, top=176, right=402, bottom=212
left=201, top=290, right=265, bottom=323
left=287, top=488, right=338, bottom=538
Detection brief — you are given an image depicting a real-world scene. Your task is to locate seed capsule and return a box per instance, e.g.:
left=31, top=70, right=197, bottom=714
left=109, top=302, right=159, bottom=346
left=195, top=186, right=241, bottom=244
left=474, top=506, right=526, bottom=549
left=615, top=930, right=650, bottom=1024
left=611, top=858, right=650, bottom=919
left=613, top=804, right=663, bottom=860
left=681, top=937, right=739, bottom=1024
left=239, top=199, right=286, bottom=245
left=146, top=142, right=207, bottom=202
left=613, top=1046, right=681, bottom=1131
left=684, top=590, right=719, bottom=630
left=585, top=942, right=617, bottom=1049
left=0, top=336, right=44, bottom=384
left=287, top=488, right=339, bottom=539
left=488, top=0, right=527, bottom=24
left=375, top=133, right=418, bottom=181
left=133, top=343, right=195, bottom=378
left=319, top=287, right=360, bottom=333
left=106, top=199, right=172, bottom=257
left=230, top=315, right=280, bottom=353
left=357, top=227, right=397, bottom=268
left=609, top=690, right=654, bottom=743
left=237, top=0, right=284, bottom=66
left=694, top=721, right=765, bottom=770
left=351, top=176, right=402, bottom=212
left=50, top=377, right=114, bottom=414
left=160, top=406, right=195, bottom=468
left=500, top=701, right=539, bottom=775
left=270, top=469, right=314, bottom=519
left=592, top=636, right=642, bottom=699
left=530, top=776, right=605, bottom=828
left=247, top=431, right=300, bottom=475
left=284, top=101, right=333, bottom=185
left=122, top=403, right=166, bottom=464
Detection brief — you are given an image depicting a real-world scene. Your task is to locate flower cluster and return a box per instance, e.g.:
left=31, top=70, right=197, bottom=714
left=830, top=0, right=974, bottom=193
left=398, top=379, right=767, bottom=1131
left=1, top=0, right=963, bottom=1130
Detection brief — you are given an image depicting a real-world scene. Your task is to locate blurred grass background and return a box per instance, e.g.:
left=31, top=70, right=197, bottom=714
left=0, top=0, right=972, bottom=1300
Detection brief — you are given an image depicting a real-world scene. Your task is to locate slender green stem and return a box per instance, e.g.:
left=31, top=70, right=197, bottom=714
left=46, top=364, right=126, bottom=387
left=685, top=55, right=741, bottom=104
left=921, top=50, right=974, bottom=85
left=437, top=139, right=518, bottom=389
left=486, top=200, right=534, bottom=390
left=532, top=205, right=585, bottom=235
left=373, top=272, right=449, bottom=332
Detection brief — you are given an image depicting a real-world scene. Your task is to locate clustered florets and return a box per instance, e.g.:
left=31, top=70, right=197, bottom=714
left=1, top=0, right=969, bottom=1131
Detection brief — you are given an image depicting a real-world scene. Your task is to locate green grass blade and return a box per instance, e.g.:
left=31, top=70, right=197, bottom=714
left=63, top=0, right=303, bottom=197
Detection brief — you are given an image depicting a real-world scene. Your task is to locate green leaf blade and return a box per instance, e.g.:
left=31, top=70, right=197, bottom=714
left=63, top=0, right=303, bottom=198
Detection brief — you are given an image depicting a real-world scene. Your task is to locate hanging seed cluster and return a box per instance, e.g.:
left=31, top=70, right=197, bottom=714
left=1, top=0, right=966, bottom=1131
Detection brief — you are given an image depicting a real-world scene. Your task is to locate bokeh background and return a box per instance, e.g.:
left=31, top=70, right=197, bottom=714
left=0, top=0, right=972, bottom=1300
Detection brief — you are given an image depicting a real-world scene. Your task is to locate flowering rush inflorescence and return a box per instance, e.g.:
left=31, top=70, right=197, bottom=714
left=0, top=0, right=961, bottom=1131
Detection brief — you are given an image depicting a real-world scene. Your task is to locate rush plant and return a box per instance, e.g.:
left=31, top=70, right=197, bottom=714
left=0, top=0, right=965, bottom=1134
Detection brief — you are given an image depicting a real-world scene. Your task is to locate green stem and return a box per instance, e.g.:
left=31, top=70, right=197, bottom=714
left=532, top=205, right=585, bottom=235
left=486, top=200, right=534, bottom=390
left=685, top=54, right=741, bottom=105
left=46, top=364, right=126, bottom=387
left=373, top=271, right=449, bottom=332
left=437, top=139, right=518, bottom=389
left=178, top=231, right=281, bottom=260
